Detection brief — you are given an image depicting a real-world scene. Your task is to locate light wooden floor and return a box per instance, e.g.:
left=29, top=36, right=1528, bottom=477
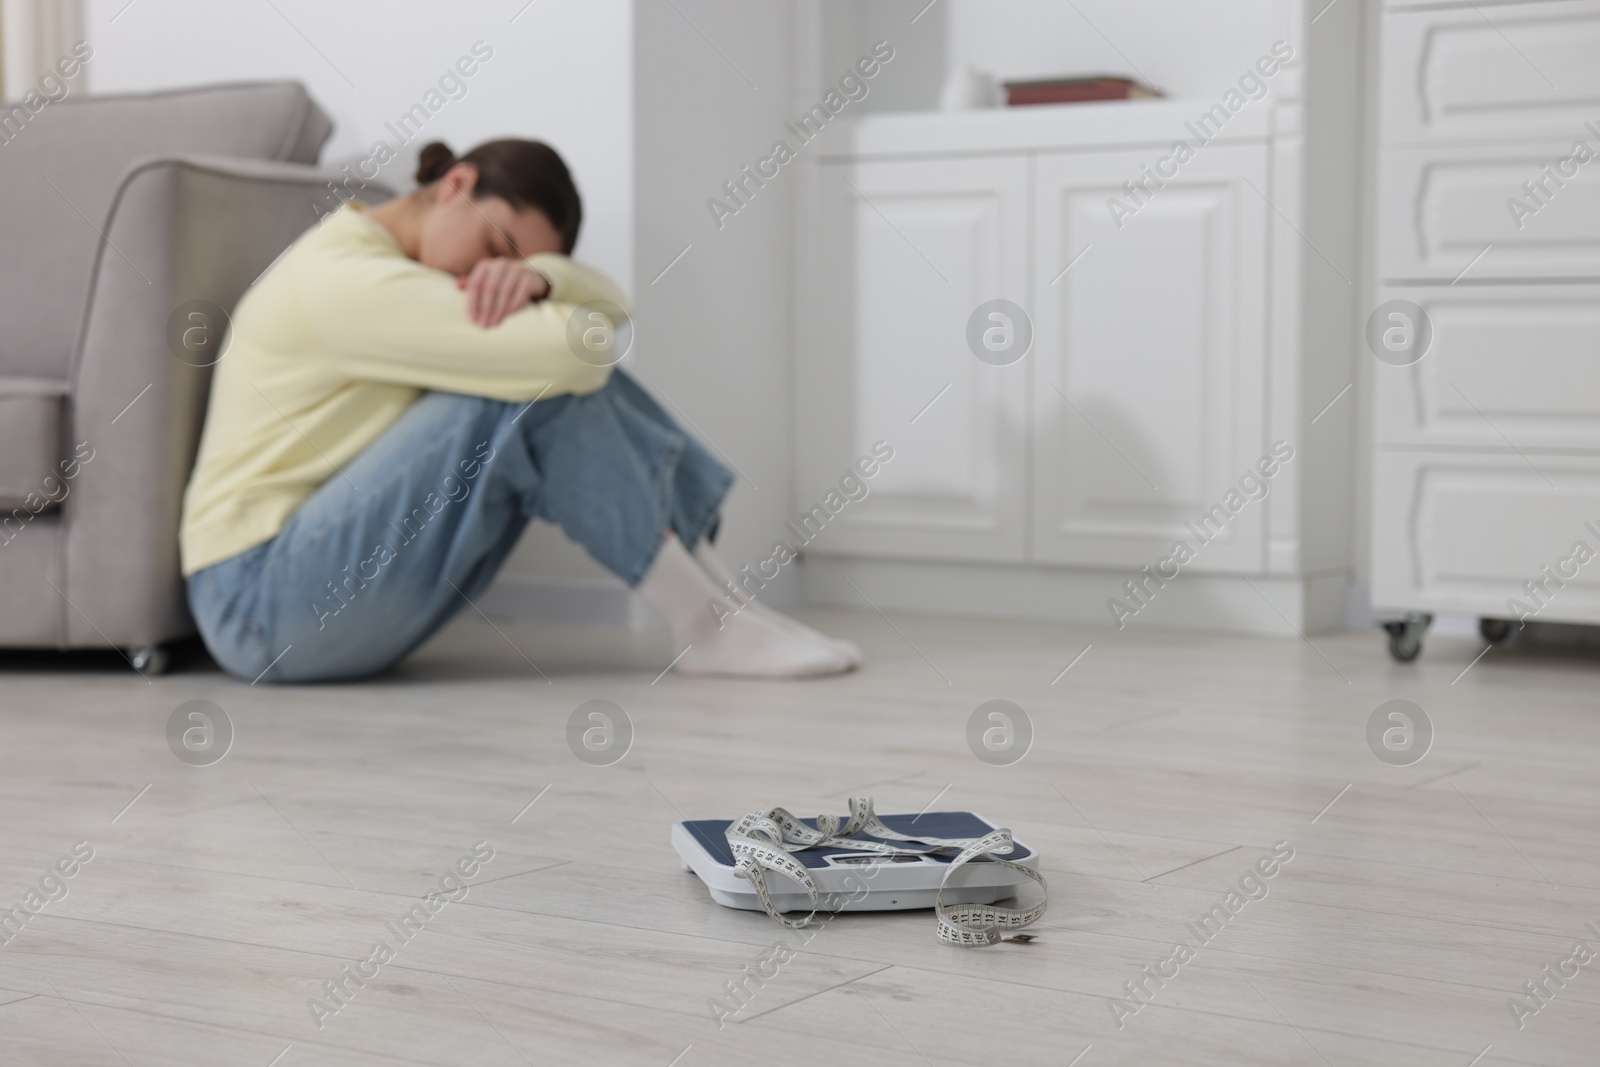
left=2, top=607, right=1599, bottom=1066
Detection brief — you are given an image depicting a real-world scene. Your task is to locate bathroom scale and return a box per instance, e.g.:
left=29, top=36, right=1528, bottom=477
left=673, top=810, right=1039, bottom=914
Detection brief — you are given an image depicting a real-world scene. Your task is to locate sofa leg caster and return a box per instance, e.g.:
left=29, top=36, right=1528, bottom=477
left=128, top=645, right=169, bottom=675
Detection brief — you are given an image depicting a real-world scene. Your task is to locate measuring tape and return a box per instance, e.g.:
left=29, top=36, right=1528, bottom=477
left=725, top=796, right=1047, bottom=946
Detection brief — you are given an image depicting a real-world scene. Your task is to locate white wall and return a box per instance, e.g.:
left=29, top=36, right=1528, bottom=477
left=943, top=0, right=1282, bottom=98
left=629, top=0, right=800, bottom=603
left=82, top=0, right=633, bottom=296
left=821, top=0, right=1283, bottom=114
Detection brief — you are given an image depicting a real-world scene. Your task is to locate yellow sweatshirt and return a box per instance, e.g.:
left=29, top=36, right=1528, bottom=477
left=179, top=202, right=627, bottom=575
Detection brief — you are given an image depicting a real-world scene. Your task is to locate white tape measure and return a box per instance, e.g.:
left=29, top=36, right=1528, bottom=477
left=674, top=796, right=1047, bottom=946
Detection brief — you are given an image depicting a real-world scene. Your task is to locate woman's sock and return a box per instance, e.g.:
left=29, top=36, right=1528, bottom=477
left=690, top=541, right=863, bottom=667
left=636, top=535, right=854, bottom=678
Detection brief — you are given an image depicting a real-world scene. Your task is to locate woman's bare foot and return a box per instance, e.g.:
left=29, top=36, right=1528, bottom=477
left=636, top=535, right=854, bottom=678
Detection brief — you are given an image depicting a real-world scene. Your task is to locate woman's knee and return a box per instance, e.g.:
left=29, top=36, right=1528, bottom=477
left=379, top=392, right=515, bottom=456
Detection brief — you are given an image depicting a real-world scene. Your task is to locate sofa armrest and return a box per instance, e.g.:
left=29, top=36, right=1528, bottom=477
left=0, top=377, right=69, bottom=509
left=56, top=155, right=393, bottom=647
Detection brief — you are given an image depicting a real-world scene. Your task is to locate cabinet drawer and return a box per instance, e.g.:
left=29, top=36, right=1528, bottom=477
left=1377, top=143, right=1600, bottom=281
left=1373, top=285, right=1600, bottom=449
left=1381, top=0, right=1600, bottom=145
left=1372, top=448, right=1600, bottom=621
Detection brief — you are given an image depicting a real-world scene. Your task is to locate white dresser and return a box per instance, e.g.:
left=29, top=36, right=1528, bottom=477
left=1370, top=0, right=1600, bottom=658
left=792, top=1, right=1366, bottom=633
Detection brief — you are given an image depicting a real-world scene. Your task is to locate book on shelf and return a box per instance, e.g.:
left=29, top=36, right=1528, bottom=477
left=1003, top=76, right=1162, bottom=107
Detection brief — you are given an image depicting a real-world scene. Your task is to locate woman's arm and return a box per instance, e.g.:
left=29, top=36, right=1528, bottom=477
left=455, top=253, right=632, bottom=329
left=288, top=242, right=629, bottom=402
left=526, top=252, right=631, bottom=310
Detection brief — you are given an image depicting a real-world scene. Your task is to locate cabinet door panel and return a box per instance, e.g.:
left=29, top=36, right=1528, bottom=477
left=795, top=156, right=1029, bottom=561
left=1032, top=145, right=1268, bottom=571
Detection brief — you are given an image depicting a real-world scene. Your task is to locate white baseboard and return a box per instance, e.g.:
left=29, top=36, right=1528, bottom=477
left=475, top=574, right=656, bottom=629
left=478, top=561, right=1354, bottom=636
left=803, top=556, right=1352, bottom=635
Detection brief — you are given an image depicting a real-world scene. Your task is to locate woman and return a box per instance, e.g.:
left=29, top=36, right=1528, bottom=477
left=181, top=139, right=858, bottom=682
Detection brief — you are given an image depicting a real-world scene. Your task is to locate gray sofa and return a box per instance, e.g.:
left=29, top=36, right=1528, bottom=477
left=0, top=82, right=391, bottom=673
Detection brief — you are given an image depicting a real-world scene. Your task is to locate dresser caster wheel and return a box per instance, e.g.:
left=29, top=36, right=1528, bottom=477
left=1383, top=612, right=1432, bottom=664
left=128, top=645, right=169, bottom=675
left=1386, top=630, right=1421, bottom=662
left=1479, top=617, right=1513, bottom=644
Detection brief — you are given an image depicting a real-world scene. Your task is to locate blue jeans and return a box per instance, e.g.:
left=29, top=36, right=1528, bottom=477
left=187, top=370, right=732, bottom=683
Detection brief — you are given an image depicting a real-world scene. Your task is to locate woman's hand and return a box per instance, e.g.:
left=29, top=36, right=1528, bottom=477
left=457, top=258, right=551, bottom=328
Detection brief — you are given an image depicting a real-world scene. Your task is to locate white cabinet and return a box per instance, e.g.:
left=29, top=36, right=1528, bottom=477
left=1032, top=145, right=1268, bottom=570
left=796, top=155, right=1030, bottom=562
left=793, top=3, right=1363, bottom=633
left=1371, top=1, right=1600, bottom=635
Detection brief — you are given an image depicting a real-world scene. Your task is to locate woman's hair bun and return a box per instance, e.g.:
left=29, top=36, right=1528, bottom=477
left=415, top=142, right=457, bottom=185
left=406, top=137, right=585, bottom=254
